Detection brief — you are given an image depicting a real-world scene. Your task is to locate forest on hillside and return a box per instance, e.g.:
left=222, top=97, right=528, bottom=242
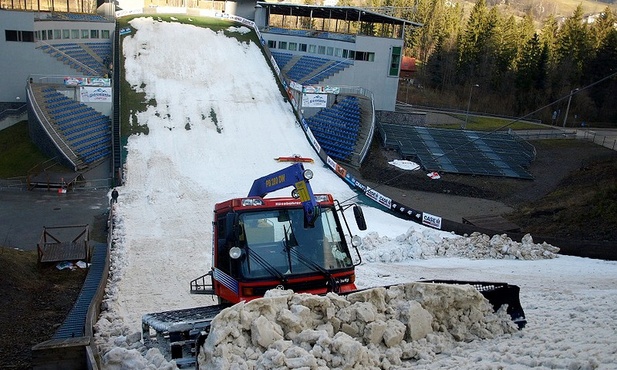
left=335, top=0, right=617, bottom=125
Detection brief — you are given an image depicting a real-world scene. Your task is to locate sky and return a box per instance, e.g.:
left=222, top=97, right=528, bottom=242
left=93, top=16, right=617, bottom=370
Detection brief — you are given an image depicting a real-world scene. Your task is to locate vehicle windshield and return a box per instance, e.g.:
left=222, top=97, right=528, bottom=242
left=238, top=207, right=353, bottom=279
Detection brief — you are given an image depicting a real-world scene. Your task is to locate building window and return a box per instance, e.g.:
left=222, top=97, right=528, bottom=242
left=267, top=40, right=276, bottom=48
left=335, top=48, right=343, bottom=57
left=71, top=29, right=79, bottom=39
left=317, top=45, right=325, bottom=55
left=91, top=29, right=99, bottom=39
left=278, top=41, right=287, bottom=49
left=47, top=30, right=53, bottom=39
left=308, top=44, right=316, bottom=53
left=288, top=42, right=297, bottom=51
left=81, top=30, right=89, bottom=39
left=63, top=29, right=70, bottom=39
left=326, top=46, right=334, bottom=56
left=299, top=43, right=307, bottom=52
left=389, top=46, right=401, bottom=77
left=101, top=30, right=110, bottom=39
left=5, top=30, right=35, bottom=42
left=355, top=51, right=374, bottom=62
left=54, top=29, right=62, bottom=39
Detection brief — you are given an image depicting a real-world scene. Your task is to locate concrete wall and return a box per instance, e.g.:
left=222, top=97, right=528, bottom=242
left=259, top=32, right=401, bottom=111
left=325, top=35, right=401, bottom=112
left=0, top=10, right=114, bottom=103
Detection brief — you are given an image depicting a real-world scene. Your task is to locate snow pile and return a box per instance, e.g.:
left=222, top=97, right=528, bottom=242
left=227, top=25, right=251, bottom=34
left=359, top=229, right=560, bottom=262
left=200, top=283, right=517, bottom=369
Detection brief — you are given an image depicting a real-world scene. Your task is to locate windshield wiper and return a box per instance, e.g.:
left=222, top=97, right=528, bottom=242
left=283, top=225, right=294, bottom=274
left=287, top=246, right=340, bottom=293
left=245, top=245, right=287, bottom=285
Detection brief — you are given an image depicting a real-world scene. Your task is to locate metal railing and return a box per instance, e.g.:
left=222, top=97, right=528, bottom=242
left=579, top=130, right=617, bottom=151
left=37, top=41, right=100, bottom=76
left=26, top=82, right=81, bottom=170
left=0, top=103, right=27, bottom=121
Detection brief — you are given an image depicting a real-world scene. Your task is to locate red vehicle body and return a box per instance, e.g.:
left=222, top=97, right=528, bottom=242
left=210, top=194, right=361, bottom=304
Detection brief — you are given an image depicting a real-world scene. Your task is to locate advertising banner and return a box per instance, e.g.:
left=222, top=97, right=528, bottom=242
left=302, top=93, right=327, bottom=108
left=80, top=86, right=112, bottom=102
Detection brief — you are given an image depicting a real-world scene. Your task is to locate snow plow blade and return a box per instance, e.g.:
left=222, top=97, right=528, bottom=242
left=422, top=280, right=526, bottom=329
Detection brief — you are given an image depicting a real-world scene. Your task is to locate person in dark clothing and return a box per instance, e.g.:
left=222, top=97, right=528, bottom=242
left=111, top=188, right=119, bottom=204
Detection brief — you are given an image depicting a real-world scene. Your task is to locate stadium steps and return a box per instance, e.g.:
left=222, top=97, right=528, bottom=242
left=112, top=27, right=122, bottom=185
left=348, top=96, right=373, bottom=167
left=52, top=242, right=108, bottom=339
left=32, top=85, right=111, bottom=170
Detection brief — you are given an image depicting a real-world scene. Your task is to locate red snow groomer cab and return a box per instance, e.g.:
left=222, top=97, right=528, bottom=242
left=205, top=163, right=366, bottom=304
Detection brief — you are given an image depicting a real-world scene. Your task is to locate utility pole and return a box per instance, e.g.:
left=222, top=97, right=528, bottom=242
left=463, top=84, right=479, bottom=129
left=563, top=88, right=579, bottom=128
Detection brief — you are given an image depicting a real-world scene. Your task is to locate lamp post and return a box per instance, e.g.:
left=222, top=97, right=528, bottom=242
left=464, top=84, right=479, bottom=129
left=562, top=88, right=579, bottom=128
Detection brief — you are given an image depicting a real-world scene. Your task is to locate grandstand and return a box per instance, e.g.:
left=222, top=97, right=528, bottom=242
left=306, top=96, right=363, bottom=162
left=37, top=42, right=112, bottom=76
left=1, top=2, right=421, bottom=175
left=28, top=84, right=112, bottom=171
left=0, top=7, right=114, bottom=175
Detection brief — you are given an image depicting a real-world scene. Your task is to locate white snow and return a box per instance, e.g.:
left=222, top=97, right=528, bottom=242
left=93, top=17, right=617, bottom=370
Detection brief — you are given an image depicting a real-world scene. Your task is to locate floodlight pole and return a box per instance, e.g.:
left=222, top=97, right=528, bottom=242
left=464, top=84, right=479, bottom=129
left=562, top=88, right=578, bottom=128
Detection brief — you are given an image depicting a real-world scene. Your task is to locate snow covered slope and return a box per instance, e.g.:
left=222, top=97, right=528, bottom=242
left=94, top=16, right=616, bottom=370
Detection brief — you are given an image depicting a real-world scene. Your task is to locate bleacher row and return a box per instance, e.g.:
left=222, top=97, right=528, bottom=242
left=306, top=96, right=361, bottom=161
left=38, top=42, right=111, bottom=75
left=271, top=52, right=352, bottom=85
left=42, top=87, right=111, bottom=164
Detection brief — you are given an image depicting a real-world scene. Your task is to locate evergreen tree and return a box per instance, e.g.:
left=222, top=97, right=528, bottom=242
left=515, top=33, right=548, bottom=113
left=539, top=14, right=559, bottom=66
left=555, top=5, right=594, bottom=86
left=458, top=0, right=491, bottom=83
left=584, top=28, right=617, bottom=122
left=589, top=7, right=616, bottom=50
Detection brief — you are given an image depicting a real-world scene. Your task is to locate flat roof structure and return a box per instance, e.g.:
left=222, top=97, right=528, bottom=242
left=379, top=124, right=536, bottom=179
left=257, top=2, right=421, bottom=39
left=257, top=2, right=421, bottom=27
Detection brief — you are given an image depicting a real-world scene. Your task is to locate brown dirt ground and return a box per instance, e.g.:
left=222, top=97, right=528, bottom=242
left=1, top=138, right=615, bottom=369
left=357, top=138, right=617, bottom=242
left=0, top=248, right=87, bottom=370
left=0, top=214, right=107, bottom=370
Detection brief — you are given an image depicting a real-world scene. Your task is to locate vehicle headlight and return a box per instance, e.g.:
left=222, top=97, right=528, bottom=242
left=229, top=247, right=243, bottom=259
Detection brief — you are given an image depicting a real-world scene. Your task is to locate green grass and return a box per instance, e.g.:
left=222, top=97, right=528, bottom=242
left=436, top=115, right=545, bottom=131
left=0, top=121, right=61, bottom=178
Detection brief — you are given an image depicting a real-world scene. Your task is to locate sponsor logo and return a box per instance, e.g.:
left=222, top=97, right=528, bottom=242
left=422, top=212, right=442, bottom=229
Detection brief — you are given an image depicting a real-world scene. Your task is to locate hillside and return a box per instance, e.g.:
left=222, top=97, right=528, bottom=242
left=359, top=138, right=617, bottom=242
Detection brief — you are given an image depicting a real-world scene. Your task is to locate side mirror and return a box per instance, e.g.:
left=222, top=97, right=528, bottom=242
left=353, top=205, right=367, bottom=231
